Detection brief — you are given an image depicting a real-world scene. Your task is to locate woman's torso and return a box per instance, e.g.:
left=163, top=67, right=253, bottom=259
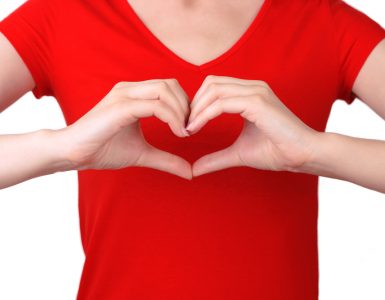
left=49, top=0, right=343, bottom=299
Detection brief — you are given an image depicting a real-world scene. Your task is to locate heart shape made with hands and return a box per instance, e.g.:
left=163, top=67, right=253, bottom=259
left=139, top=75, right=314, bottom=181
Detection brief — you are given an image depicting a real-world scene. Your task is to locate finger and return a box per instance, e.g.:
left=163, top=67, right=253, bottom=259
left=136, top=145, right=192, bottom=180
left=186, top=95, right=254, bottom=134
left=116, top=80, right=186, bottom=126
left=122, top=98, right=189, bottom=138
left=146, top=78, right=190, bottom=123
left=192, top=145, right=242, bottom=176
left=163, top=78, right=191, bottom=123
left=191, top=75, right=268, bottom=110
left=189, top=82, right=260, bottom=123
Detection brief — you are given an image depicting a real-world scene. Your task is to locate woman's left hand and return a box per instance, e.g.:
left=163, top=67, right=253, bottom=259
left=186, top=75, right=322, bottom=176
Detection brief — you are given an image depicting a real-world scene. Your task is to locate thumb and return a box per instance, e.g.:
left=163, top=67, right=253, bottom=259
left=135, top=145, right=192, bottom=180
left=192, top=145, right=241, bottom=177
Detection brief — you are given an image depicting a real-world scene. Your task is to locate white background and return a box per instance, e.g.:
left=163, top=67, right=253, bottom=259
left=0, top=1, right=385, bottom=299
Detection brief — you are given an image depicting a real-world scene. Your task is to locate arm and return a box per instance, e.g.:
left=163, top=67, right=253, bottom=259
left=0, top=32, right=73, bottom=190
left=299, top=132, right=385, bottom=194
left=0, top=32, right=34, bottom=113
left=296, top=39, right=385, bottom=194
left=0, top=129, right=74, bottom=189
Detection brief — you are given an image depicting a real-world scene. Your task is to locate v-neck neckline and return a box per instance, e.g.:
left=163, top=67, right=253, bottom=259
left=116, top=0, right=272, bottom=71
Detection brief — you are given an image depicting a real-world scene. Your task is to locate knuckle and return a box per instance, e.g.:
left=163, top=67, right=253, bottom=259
left=203, top=74, right=215, bottom=85
left=156, top=81, right=170, bottom=93
left=157, top=81, right=168, bottom=89
left=252, top=80, right=269, bottom=88
left=167, top=78, right=179, bottom=86
left=207, top=82, right=219, bottom=92
left=113, top=81, right=127, bottom=89
left=107, top=88, right=123, bottom=103
left=257, top=85, right=271, bottom=98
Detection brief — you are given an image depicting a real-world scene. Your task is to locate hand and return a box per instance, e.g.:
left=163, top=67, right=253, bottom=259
left=60, top=79, right=192, bottom=179
left=186, top=75, right=321, bottom=176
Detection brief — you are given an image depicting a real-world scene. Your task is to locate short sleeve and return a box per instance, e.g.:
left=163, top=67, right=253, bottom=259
left=328, top=0, right=385, bottom=105
left=0, top=0, right=58, bottom=99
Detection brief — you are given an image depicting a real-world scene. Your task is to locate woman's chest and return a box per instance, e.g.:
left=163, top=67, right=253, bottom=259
left=51, top=0, right=339, bottom=144
left=122, top=0, right=265, bottom=67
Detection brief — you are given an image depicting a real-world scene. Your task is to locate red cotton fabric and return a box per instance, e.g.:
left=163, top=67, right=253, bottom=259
left=1, top=0, right=385, bottom=299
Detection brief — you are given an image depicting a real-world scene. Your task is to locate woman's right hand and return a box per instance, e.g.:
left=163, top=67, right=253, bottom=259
left=58, top=79, right=192, bottom=179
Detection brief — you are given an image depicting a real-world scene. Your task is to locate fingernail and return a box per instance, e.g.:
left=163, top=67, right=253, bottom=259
left=186, top=120, right=196, bottom=131
left=182, top=128, right=190, bottom=137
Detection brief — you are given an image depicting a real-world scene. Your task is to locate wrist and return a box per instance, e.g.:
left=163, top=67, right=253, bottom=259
left=291, top=131, right=337, bottom=175
left=38, top=128, right=78, bottom=172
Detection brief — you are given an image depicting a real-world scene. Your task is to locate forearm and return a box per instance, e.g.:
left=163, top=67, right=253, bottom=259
left=0, top=129, right=75, bottom=190
left=297, top=131, right=385, bottom=194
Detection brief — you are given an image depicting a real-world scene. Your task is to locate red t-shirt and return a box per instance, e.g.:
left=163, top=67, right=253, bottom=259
left=1, top=0, right=385, bottom=299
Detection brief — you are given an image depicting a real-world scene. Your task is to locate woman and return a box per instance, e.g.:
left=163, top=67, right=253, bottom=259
left=0, top=0, right=384, bottom=299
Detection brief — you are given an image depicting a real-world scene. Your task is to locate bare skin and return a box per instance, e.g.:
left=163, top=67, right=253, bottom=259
left=0, top=0, right=385, bottom=193
left=124, top=0, right=266, bottom=66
